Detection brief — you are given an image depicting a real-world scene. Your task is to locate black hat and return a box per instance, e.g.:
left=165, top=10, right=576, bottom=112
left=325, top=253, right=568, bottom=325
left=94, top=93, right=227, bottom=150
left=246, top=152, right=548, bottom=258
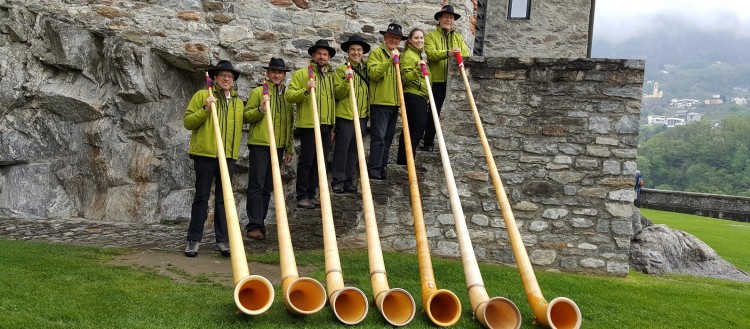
left=307, top=39, right=336, bottom=58
left=341, top=35, right=371, bottom=54
left=262, top=57, right=291, bottom=72
left=379, top=23, right=408, bottom=41
left=434, top=5, right=461, bottom=21
left=207, top=60, right=240, bottom=80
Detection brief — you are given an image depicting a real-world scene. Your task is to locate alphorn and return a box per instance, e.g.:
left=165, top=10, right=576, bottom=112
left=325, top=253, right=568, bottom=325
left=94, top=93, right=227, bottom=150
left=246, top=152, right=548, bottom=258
left=307, top=65, right=369, bottom=325
left=454, top=53, right=581, bottom=329
left=345, top=62, right=416, bottom=326
left=394, top=56, right=462, bottom=326
left=261, top=82, right=327, bottom=315
left=204, top=72, right=274, bottom=315
left=421, top=62, right=523, bottom=329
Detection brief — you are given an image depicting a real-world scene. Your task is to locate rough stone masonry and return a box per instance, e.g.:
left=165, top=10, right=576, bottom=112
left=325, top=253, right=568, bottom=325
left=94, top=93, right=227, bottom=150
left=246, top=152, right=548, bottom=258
left=0, top=0, right=642, bottom=276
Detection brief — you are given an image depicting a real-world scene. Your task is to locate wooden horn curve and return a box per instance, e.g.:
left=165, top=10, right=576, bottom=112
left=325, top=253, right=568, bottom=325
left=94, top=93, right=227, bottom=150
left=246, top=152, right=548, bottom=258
left=204, top=72, right=274, bottom=315
left=394, top=57, right=462, bottom=326
left=454, top=54, right=582, bottom=329
left=307, top=66, right=369, bottom=325
left=261, top=82, right=327, bottom=315
left=346, top=63, right=416, bottom=326
left=421, top=61, right=523, bottom=329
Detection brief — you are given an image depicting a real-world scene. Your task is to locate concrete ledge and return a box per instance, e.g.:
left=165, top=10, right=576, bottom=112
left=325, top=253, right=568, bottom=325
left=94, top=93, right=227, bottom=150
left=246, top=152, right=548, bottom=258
left=640, top=188, right=750, bottom=222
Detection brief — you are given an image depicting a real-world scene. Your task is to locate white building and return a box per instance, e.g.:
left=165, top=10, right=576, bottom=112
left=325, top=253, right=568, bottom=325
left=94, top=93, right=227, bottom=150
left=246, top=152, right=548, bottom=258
left=665, top=117, right=686, bottom=127
left=647, top=115, right=665, bottom=125
left=686, top=112, right=702, bottom=122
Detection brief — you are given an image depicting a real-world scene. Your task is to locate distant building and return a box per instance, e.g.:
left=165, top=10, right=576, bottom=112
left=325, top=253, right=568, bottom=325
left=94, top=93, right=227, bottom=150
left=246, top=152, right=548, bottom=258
left=665, top=117, right=686, bottom=127
left=704, top=98, right=724, bottom=105
left=686, top=112, right=702, bottom=122
left=730, top=97, right=747, bottom=105
left=643, top=82, right=663, bottom=99
left=647, top=115, right=665, bottom=125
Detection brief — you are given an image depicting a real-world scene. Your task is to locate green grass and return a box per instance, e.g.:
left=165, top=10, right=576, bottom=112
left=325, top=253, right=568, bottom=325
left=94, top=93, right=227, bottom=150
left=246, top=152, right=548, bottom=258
left=640, top=208, right=750, bottom=273
left=2, top=210, right=749, bottom=328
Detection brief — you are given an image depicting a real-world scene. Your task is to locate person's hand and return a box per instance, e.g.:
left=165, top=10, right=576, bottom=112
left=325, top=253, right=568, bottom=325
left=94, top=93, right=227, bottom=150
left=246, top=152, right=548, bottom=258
left=260, top=95, right=269, bottom=113
left=307, top=80, right=316, bottom=90
left=391, top=48, right=400, bottom=57
left=418, top=60, right=426, bottom=66
left=346, top=67, right=353, bottom=77
left=283, top=153, right=293, bottom=164
left=205, top=96, right=216, bottom=110
left=450, top=48, right=461, bottom=55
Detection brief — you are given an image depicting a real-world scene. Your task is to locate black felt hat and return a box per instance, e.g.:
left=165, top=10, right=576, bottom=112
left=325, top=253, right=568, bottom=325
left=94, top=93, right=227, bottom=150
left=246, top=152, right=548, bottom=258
left=379, top=23, right=408, bottom=41
left=434, top=5, right=461, bottom=21
left=207, top=60, right=240, bottom=80
left=341, top=35, right=371, bottom=54
left=262, top=57, right=291, bottom=72
left=307, top=39, right=336, bottom=58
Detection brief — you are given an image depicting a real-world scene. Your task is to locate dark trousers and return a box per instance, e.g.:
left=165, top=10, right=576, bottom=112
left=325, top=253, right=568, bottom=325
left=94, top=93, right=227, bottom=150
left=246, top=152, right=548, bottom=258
left=187, top=156, right=235, bottom=243
left=296, top=125, right=332, bottom=201
left=368, top=105, right=399, bottom=178
left=246, top=145, right=284, bottom=233
left=332, top=118, right=367, bottom=187
left=397, top=93, right=430, bottom=165
left=423, top=82, right=447, bottom=148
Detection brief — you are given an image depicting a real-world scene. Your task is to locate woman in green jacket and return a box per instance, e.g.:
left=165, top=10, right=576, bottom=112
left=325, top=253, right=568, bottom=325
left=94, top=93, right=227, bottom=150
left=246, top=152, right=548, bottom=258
left=182, top=60, right=244, bottom=257
left=396, top=28, right=430, bottom=173
left=422, top=5, right=471, bottom=151
left=243, top=58, right=294, bottom=240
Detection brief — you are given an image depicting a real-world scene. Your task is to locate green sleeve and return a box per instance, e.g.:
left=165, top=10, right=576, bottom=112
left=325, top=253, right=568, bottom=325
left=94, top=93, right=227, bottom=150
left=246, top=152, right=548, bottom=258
left=401, top=54, right=421, bottom=85
left=183, top=91, right=210, bottom=130
left=243, top=87, right=264, bottom=124
left=424, top=31, right=449, bottom=62
left=334, top=64, right=349, bottom=100
left=284, top=69, right=308, bottom=104
left=285, top=102, right=295, bottom=155
left=368, top=49, right=391, bottom=82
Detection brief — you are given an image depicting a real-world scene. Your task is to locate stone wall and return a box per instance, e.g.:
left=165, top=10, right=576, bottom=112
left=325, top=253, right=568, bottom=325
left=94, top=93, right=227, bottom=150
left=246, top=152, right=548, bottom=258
left=482, top=0, right=592, bottom=57
left=640, top=188, right=750, bottom=222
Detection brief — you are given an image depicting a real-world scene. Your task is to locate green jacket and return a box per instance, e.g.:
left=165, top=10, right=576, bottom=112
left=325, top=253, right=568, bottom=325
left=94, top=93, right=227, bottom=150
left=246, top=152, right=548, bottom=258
left=334, top=60, right=370, bottom=120
left=285, top=61, right=336, bottom=128
left=183, top=88, right=244, bottom=160
left=244, top=82, right=294, bottom=154
left=368, top=44, right=400, bottom=107
left=401, top=45, right=430, bottom=100
left=424, top=26, right=471, bottom=83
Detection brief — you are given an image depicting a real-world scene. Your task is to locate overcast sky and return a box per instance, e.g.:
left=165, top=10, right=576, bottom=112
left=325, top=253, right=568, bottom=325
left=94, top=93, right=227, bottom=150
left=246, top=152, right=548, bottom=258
left=593, top=0, right=750, bottom=43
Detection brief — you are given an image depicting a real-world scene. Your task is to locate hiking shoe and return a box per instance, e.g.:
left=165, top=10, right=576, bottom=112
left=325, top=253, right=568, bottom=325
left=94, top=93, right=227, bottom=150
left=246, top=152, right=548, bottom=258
left=297, top=199, right=315, bottom=209
left=246, top=230, right=265, bottom=240
left=420, top=144, right=434, bottom=152
left=332, top=184, right=345, bottom=194
left=343, top=183, right=357, bottom=193
left=215, top=242, right=230, bottom=256
left=311, top=199, right=320, bottom=207
left=184, top=241, right=200, bottom=257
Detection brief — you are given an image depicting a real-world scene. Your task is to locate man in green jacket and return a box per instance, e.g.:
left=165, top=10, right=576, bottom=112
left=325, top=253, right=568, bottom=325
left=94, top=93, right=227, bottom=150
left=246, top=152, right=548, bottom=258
left=183, top=60, right=244, bottom=257
left=422, top=5, right=471, bottom=152
left=331, top=35, right=371, bottom=193
left=368, top=23, right=407, bottom=181
left=286, top=40, right=337, bottom=209
left=244, top=58, right=294, bottom=240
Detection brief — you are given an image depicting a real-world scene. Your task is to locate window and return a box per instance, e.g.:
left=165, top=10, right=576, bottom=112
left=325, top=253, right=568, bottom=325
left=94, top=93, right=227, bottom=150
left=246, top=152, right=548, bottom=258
left=508, top=0, right=531, bottom=20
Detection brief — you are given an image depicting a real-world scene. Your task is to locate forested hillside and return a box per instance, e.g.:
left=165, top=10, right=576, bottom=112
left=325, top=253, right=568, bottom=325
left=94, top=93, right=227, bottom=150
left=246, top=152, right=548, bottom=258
left=637, top=115, right=750, bottom=196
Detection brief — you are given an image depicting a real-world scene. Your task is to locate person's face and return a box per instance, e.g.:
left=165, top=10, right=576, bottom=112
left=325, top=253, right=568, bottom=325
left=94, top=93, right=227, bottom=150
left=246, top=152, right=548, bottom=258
left=312, top=48, right=330, bottom=66
left=384, top=33, right=402, bottom=51
left=409, top=31, right=424, bottom=50
left=347, top=44, right=364, bottom=63
left=266, top=69, right=286, bottom=85
left=438, top=13, right=456, bottom=30
left=214, top=70, right=235, bottom=91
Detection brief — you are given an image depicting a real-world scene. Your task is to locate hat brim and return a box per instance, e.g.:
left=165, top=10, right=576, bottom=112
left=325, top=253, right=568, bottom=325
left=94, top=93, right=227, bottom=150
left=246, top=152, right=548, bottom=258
left=307, top=46, right=336, bottom=58
left=379, top=31, right=408, bottom=41
left=434, top=11, right=461, bottom=21
left=207, top=69, right=240, bottom=80
left=262, top=66, right=291, bottom=72
left=341, top=40, right=371, bottom=54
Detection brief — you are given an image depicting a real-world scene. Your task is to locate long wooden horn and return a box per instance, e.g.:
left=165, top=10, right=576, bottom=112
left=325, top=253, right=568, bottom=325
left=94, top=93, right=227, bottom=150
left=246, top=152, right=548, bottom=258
left=454, top=54, right=582, bottom=329
left=307, top=65, right=369, bottom=325
left=422, top=62, right=523, bottom=329
left=345, top=62, right=416, bottom=326
left=261, top=81, right=327, bottom=315
left=394, top=56, right=463, bottom=326
left=204, top=72, right=274, bottom=315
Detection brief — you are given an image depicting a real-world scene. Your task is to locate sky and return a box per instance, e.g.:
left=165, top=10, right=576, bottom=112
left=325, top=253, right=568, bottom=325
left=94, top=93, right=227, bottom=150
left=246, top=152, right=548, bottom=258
left=593, top=0, right=750, bottom=43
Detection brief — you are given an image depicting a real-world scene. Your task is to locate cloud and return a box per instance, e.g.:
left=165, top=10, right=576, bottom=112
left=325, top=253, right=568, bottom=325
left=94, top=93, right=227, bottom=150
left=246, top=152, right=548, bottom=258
left=594, top=0, right=750, bottom=43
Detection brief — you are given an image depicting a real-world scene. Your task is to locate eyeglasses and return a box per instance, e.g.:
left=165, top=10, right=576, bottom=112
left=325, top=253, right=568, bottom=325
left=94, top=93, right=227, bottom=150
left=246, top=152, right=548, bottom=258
left=216, top=73, right=235, bottom=79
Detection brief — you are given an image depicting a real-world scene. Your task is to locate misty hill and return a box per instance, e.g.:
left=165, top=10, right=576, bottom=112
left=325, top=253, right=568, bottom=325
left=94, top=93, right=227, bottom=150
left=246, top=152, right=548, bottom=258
left=592, top=15, right=750, bottom=99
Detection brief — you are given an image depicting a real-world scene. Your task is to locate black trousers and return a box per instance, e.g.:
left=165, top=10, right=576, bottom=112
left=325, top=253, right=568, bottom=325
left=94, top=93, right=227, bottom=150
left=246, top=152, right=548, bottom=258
left=331, top=118, right=368, bottom=187
left=295, top=125, right=332, bottom=201
left=423, top=82, right=447, bottom=148
left=187, top=156, right=235, bottom=243
left=368, top=105, right=399, bottom=178
left=397, top=93, right=430, bottom=165
left=246, top=145, right=285, bottom=233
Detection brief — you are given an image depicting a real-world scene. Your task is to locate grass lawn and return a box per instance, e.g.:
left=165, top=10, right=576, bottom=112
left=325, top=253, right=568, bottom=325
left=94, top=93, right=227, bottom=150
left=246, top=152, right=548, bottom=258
left=639, top=208, right=750, bottom=273
left=1, top=210, right=749, bottom=328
